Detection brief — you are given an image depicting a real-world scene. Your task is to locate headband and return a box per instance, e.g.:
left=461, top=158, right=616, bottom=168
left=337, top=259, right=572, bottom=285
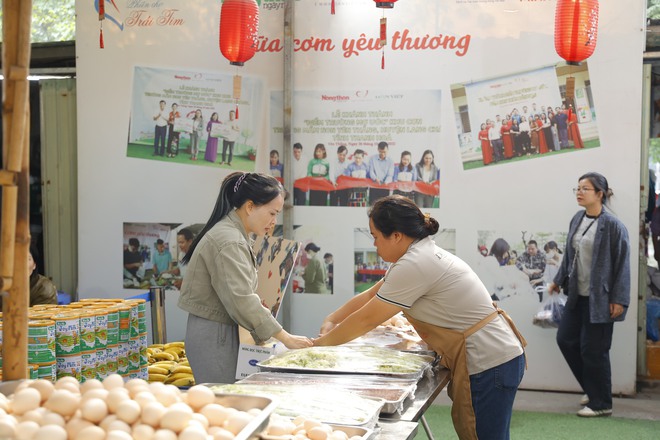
left=234, top=173, right=249, bottom=193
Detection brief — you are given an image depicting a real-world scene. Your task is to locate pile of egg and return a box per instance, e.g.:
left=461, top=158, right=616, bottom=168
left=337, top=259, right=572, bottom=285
left=0, top=374, right=261, bottom=439
left=264, top=413, right=363, bottom=440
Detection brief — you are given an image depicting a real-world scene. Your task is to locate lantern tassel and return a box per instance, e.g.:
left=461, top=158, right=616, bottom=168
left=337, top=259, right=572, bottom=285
left=235, top=104, right=239, bottom=119
left=381, top=51, right=385, bottom=70
left=331, top=0, right=335, bottom=14
left=100, top=28, right=104, bottom=49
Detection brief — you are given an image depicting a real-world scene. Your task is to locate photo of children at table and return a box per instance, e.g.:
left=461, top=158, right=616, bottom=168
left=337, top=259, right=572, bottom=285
left=291, top=142, right=439, bottom=208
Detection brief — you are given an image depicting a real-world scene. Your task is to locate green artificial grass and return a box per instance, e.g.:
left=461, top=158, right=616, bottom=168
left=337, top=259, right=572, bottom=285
left=421, top=405, right=660, bottom=440
left=126, top=143, right=255, bottom=171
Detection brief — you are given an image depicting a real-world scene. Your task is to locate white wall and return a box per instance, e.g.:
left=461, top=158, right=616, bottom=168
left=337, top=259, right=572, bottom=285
left=76, top=0, right=645, bottom=394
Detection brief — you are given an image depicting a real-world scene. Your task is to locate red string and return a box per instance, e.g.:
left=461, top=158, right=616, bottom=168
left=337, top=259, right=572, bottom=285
left=331, top=0, right=335, bottom=14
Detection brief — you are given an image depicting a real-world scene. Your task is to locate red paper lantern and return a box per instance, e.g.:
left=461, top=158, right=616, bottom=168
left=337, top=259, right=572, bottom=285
left=554, top=0, right=599, bottom=65
left=219, top=0, right=259, bottom=66
left=374, top=0, right=398, bottom=8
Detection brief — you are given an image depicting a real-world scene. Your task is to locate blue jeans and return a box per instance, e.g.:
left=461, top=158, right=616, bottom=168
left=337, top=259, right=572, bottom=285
left=470, top=353, right=525, bottom=440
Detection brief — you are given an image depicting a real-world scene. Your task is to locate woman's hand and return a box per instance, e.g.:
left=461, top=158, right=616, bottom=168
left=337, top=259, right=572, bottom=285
left=610, top=303, right=624, bottom=319
left=547, top=282, right=560, bottom=295
left=276, top=330, right=313, bottom=349
left=319, top=321, right=336, bottom=336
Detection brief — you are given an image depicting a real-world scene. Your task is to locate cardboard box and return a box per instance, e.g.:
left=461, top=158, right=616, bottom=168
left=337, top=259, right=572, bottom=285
left=648, top=341, right=660, bottom=379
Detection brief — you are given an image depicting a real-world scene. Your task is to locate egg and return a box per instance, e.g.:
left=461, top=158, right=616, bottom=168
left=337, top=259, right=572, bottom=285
left=44, top=389, right=80, bottom=418
left=185, top=385, right=215, bottom=411
left=106, top=387, right=130, bottom=413
left=28, top=379, right=55, bottom=403
left=65, top=417, right=94, bottom=439
left=267, top=419, right=295, bottom=436
left=191, top=412, right=209, bottom=431
left=74, top=425, right=106, bottom=440
left=81, top=397, right=108, bottom=423
left=152, top=428, right=179, bottom=440
left=132, top=423, right=155, bottom=440
left=33, top=424, right=67, bottom=440
left=99, top=414, right=118, bottom=431
left=223, top=411, right=254, bottom=435
left=200, top=403, right=235, bottom=427
left=55, top=380, right=81, bottom=395
left=15, top=420, right=40, bottom=439
left=42, top=412, right=66, bottom=428
left=11, top=387, right=42, bottom=415
left=179, top=425, right=208, bottom=440
left=211, top=427, right=236, bottom=440
left=115, top=399, right=141, bottom=424
left=21, top=408, right=46, bottom=425
left=125, top=378, right=149, bottom=398
left=0, top=418, right=16, bottom=438
left=79, top=378, right=104, bottom=395
left=303, top=418, right=322, bottom=432
left=308, top=426, right=329, bottom=440
left=153, top=386, right=178, bottom=407
left=328, top=430, right=349, bottom=440
left=105, top=419, right=132, bottom=434
left=80, top=387, right=109, bottom=402
left=141, top=401, right=166, bottom=428
left=106, top=430, right=133, bottom=440
left=159, top=406, right=193, bottom=433
left=103, top=373, right=126, bottom=390
left=133, top=390, right=157, bottom=409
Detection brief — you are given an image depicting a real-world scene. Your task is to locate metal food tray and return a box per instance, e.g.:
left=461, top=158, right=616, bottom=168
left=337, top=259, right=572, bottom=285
left=212, top=392, right=278, bottom=440
left=257, top=347, right=435, bottom=381
left=259, top=423, right=374, bottom=440
left=204, top=382, right=384, bottom=429
left=239, top=372, right=418, bottom=415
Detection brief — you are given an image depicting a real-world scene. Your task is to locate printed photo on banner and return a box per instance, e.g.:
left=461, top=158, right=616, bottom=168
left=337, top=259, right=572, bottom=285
left=127, top=66, right=263, bottom=170
left=252, top=234, right=301, bottom=318
left=354, top=227, right=456, bottom=295
left=287, top=224, right=335, bottom=295
left=452, top=62, right=600, bottom=170
left=474, top=230, right=568, bottom=306
left=123, top=222, right=187, bottom=290
left=269, top=90, right=442, bottom=208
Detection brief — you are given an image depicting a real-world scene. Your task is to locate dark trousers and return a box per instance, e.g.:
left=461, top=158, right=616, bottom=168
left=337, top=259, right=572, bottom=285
left=309, top=190, right=328, bottom=206
left=556, top=296, right=613, bottom=410
left=329, top=189, right=349, bottom=206
left=222, top=140, right=234, bottom=163
left=293, top=188, right=307, bottom=206
left=154, top=125, right=167, bottom=155
left=369, top=188, right=390, bottom=206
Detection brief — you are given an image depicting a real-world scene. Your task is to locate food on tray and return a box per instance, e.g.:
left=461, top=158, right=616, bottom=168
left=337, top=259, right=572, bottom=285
left=345, top=313, right=430, bottom=352
left=259, top=346, right=433, bottom=376
left=211, top=383, right=383, bottom=427
left=261, top=413, right=366, bottom=440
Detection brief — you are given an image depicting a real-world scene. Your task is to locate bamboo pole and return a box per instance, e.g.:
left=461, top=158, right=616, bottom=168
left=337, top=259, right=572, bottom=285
left=1, top=0, right=32, bottom=381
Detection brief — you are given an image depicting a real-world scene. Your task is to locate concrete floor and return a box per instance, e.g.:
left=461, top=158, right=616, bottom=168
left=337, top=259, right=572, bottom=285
left=432, top=380, right=660, bottom=421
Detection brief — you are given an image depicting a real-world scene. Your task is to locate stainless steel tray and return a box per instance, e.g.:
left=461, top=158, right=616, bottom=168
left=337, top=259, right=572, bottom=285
left=205, top=382, right=384, bottom=429
left=257, top=346, right=434, bottom=380
left=239, top=372, right=417, bottom=415
left=212, top=392, right=278, bottom=440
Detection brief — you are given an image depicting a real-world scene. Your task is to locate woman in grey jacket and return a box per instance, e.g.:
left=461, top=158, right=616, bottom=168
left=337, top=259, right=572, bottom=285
left=548, top=172, right=630, bottom=418
left=178, top=172, right=312, bottom=384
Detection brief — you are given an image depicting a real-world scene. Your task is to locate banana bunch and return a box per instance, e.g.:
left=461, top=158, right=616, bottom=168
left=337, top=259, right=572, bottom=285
left=147, top=341, right=186, bottom=362
left=147, top=342, right=195, bottom=387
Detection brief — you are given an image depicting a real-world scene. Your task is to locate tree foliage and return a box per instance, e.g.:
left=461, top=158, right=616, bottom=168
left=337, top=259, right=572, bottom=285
left=0, top=0, right=75, bottom=43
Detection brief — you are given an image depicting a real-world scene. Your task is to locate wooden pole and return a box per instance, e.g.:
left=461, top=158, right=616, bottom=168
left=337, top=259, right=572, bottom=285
left=1, top=0, right=33, bottom=381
